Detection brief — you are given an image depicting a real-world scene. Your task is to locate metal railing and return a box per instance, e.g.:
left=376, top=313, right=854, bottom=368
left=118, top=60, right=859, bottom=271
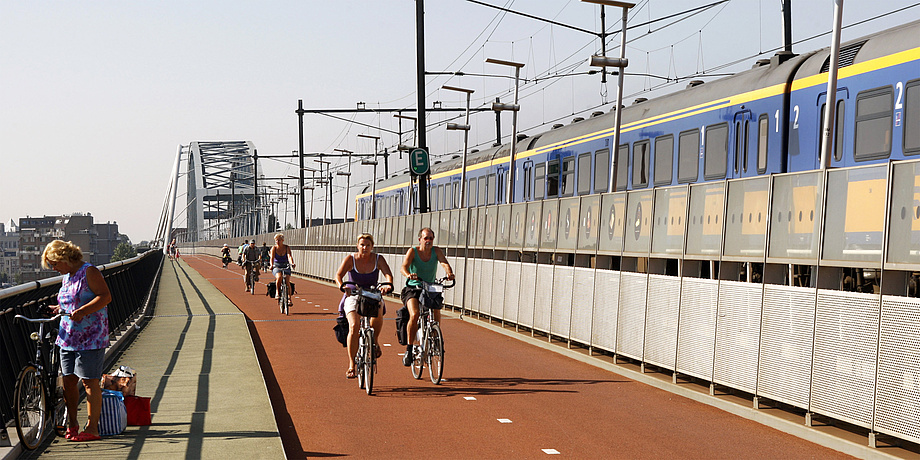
left=0, top=249, right=163, bottom=440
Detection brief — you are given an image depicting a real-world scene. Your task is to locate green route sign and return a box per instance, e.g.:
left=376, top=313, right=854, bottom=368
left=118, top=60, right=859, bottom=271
left=409, top=148, right=430, bottom=176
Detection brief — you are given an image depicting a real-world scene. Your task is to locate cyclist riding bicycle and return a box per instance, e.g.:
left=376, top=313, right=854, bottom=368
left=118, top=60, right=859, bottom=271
left=270, top=233, right=296, bottom=307
left=259, top=242, right=270, bottom=270
left=334, top=233, right=394, bottom=379
left=220, top=244, right=232, bottom=268
left=241, top=240, right=260, bottom=292
left=400, top=227, right=454, bottom=366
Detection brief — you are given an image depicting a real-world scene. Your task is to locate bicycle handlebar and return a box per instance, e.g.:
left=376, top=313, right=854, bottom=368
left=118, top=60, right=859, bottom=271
left=340, top=281, right=394, bottom=293
left=15, top=313, right=68, bottom=323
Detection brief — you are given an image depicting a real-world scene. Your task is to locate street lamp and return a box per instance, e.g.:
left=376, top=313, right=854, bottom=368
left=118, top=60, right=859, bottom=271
left=486, top=57, right=524, bottom=204
left=584, top=0, right=634, bottom=192
left=443, top=84, right=474, bottom=209
left=362, top=159, right=379, bottom=219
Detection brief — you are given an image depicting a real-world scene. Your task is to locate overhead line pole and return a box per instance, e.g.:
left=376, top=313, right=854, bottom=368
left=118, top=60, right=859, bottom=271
left=416, top=0, right=429, bottom=214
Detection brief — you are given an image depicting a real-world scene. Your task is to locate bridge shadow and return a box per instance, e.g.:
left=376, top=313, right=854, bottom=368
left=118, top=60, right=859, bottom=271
left=374, top=376, right=629, bottom=399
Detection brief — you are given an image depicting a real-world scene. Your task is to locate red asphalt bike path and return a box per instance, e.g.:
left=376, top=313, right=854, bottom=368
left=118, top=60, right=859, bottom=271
left=182, top=255, right=852, bottom=459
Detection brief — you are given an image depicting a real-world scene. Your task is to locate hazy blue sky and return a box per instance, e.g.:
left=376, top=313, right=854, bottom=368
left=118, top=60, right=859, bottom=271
left=2, top=1, right=918, bottom=242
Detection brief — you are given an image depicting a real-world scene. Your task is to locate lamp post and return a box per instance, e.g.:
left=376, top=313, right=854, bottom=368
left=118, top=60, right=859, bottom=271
left=443, top=84, right=474, bottom=208
left=486, top=57, right=524, bottom=204
left=362, top=159, right=379, bottom=219
left=583, top=0, right=634, bottom=192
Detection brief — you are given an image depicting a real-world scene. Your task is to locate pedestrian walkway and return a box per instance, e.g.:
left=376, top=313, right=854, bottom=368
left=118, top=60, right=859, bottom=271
left=18, top=258, right=284, bottom=459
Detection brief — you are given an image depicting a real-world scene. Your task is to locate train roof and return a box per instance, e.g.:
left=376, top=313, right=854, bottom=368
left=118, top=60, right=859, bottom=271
left=795, top=18, right=920, bottom=78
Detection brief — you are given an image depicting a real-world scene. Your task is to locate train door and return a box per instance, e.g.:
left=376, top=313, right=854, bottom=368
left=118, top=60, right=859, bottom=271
left=731, top=110, right=754, bottom=178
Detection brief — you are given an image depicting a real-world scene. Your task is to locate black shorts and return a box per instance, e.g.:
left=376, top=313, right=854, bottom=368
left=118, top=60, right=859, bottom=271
left=400, top=285, right=442, bottom=310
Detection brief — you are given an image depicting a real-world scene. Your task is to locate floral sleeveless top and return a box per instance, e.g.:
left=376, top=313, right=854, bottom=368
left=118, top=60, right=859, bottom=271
left=56, top=262, right=109, bottom=350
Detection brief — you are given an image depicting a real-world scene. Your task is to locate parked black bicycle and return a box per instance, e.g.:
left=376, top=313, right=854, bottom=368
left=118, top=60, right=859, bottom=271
left=13, top=307, right=69, bottom=450
left=410, top=277, right=454, bottom=385
left=340, top=281, right=392, bottom=395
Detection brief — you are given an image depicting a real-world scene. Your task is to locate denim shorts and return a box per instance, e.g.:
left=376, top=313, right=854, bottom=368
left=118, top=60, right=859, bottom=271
left=60, top=348, right=105, bottom=380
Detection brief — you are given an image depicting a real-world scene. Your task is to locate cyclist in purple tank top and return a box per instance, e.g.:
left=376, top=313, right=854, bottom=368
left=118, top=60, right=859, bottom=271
left=334, top=233, right=394, bottom=379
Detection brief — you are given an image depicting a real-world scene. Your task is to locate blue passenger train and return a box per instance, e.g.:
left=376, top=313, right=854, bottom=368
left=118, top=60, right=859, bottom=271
left=356, top=19, right=920, bottom=220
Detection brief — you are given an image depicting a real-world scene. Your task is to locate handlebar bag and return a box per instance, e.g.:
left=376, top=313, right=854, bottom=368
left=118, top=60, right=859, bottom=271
left=357, top=295, right=380, bottom=318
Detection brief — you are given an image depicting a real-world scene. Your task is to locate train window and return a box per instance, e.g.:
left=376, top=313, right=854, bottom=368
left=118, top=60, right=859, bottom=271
left=453, top=182, right=460, bottom=208
left=487, top=174, right=497, bottom=205
left=478, top=177, right=487, bottom=206
left=467, top=178, right=477, bottom=207
left=654, top=135, right=674, bottom=186
left=818, top=100, right=847, bottom=161
left=632, top=140, right=650, bottom=188
left=431, top=186, right=438, bottom=211
left=757, top=115, right=768, bottom=173
left=678, top=129, right=700, bottom=183
left=594, top=149, right=609, bottom=194
left=734, top=121, right=742, bottom=174
left=561, top=157, right=576, bottom=196
left=905, top=80, right=920, bottom=155
left=615, top=144, right=629, bottom=191
left=854, top=86, right=893, bottom=160
left=535, top=163, right=546, bottom=199
left=577, top=153, right=592, bottom=195
left=440, top=184, right=446, bottom=210
left=547, top=160, right=560, bottom=197
left=743, top=119, right=750, bottom=172
left=704, top=123, right=728, bottom=180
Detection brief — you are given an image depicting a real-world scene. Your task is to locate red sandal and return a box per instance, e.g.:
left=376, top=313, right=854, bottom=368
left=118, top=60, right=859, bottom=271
left=69, top=432, right=101, bottom=442
left=64, top=427, right=79, bottom=440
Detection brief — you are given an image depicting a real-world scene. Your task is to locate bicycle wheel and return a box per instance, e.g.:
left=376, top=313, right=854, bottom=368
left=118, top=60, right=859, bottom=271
left=428, top=323, right=444, bottom=385
left=14, top=365, right=47, bottom=450
left=282, top=282, right=290, bottom=315
left=410, top=327, right=424, bottom=380
left=249, top=268, right=255, bottom=295
left=363, top=328, right=375, bottom=395
left=278, top=283, right=286, bottom=314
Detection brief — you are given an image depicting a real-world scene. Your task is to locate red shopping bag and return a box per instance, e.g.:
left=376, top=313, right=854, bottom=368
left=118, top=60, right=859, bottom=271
left=124, top=395, right=152, bottom=426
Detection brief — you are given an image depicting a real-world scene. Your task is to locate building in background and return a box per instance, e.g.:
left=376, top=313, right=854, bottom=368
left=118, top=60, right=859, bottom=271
left=16, top=213, right=122, bottom=283
left=0, top=222, right=19, bottom=286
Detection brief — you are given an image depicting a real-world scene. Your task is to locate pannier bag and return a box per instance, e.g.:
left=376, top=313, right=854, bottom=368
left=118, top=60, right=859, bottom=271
left=100, top=389, right=128, bottom=436
left=333, top=315, right=348, bottom=347
left=395, top=306, right=409, bottom=346
left=266, top=282, right=276, bottom=298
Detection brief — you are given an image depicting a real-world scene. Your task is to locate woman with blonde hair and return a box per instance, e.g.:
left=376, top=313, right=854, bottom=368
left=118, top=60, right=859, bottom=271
left=42, top=240, right=112, bottom=442
left=269, top=233, right=296, bottom=309
left=334, top=233, right=394, bottom=379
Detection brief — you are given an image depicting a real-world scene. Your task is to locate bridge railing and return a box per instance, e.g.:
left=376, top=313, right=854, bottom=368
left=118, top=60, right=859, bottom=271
left=0, top=249, right=163, bottom=441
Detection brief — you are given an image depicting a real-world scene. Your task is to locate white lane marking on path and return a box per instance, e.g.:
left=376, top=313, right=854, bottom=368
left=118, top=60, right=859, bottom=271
left=542, top=449, right=560, bottom=455
left=497, top=419, right=512, bottom=424
left=464, top=396, right=476, bottom=400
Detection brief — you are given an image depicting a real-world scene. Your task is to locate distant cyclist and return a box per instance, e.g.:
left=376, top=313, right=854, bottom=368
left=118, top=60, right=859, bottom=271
left=241, top=240, right=260, bottom=292
left=334, top=233, right=394, bottom=379
left=400, top=227, right=454, bottom=366
left=270, top=233, right=296, bottom=307
left=259, top=242, right=270, bottom=269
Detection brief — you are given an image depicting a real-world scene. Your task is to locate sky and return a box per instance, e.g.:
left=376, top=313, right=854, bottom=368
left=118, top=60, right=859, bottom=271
left=2, top=0, right=919, bottom=243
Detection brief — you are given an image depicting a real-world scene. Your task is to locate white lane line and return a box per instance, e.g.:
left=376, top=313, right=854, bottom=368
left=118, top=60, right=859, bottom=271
left=464, top=396, right=476, bottom=401
left=497, top=419, right=512, bottom=424
left=383, top=343, right=392, bottom=347
left=542, top=449, right=560, bottom=455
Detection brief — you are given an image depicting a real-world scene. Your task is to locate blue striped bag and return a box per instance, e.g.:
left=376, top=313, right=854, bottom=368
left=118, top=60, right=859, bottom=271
left=100, top=389, right=127, bottom=436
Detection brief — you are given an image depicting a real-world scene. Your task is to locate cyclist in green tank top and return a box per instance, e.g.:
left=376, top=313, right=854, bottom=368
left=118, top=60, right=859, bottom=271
left=400, top=227, right=454, bottom=366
